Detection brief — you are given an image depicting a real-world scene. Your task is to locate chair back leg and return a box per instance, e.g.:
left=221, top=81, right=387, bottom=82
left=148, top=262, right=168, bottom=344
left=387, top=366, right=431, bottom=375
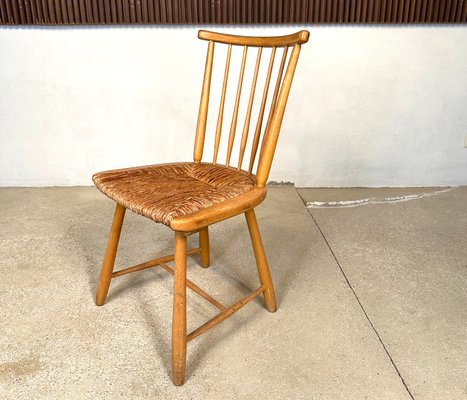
left=199, top=227, right=210, bottom=268
left=96, top=203, right=126, bottom=306
left=172, top=231, right=188, bottom=386
left=245, top=209, right=277, bottom=312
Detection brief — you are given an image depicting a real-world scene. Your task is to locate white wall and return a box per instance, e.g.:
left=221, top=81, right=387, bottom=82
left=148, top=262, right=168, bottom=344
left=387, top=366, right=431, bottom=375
left=1, top=25, right=466, bottom=187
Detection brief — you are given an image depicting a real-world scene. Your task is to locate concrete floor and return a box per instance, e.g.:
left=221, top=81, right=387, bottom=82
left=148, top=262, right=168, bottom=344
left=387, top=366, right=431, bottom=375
left=0, top=186, right=466, bottom=399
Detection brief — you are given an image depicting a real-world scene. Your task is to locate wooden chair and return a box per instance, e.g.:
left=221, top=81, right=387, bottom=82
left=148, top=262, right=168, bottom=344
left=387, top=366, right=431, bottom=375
left=93, top=29, right=309, bottom=386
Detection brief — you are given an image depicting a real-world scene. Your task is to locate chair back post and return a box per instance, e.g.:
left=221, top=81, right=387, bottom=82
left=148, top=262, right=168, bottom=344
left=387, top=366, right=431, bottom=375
left=194, top=30, right=309, bottom=178
left=255, top=43, right=302, bottom=188
left=194, top=40, right=215, bottom=163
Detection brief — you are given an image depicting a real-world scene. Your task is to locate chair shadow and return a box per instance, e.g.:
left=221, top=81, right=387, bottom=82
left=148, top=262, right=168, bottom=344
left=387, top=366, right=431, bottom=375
left=72, top=201, right=174, bottom=301
left=181, top=247, right=277, bottom=381
left=210, top=215, right=309, bottom=307
left=65, top=211, right=108, bottom=300
left=254, top=213, right=310, bottom=305
left=186, top=304, right=263, bottom=382
left=137, top=291, right=172, bottom=377
left=71, top=196, right=308, bottom=384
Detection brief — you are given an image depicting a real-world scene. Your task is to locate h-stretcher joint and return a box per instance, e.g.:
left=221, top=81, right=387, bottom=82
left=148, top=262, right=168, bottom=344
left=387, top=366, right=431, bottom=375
left=110, top=249, right=265, bottom=343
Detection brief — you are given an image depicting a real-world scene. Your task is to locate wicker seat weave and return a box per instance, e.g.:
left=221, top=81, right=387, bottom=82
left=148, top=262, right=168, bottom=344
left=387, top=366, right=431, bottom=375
left=93, top=162, right=256, bottom=226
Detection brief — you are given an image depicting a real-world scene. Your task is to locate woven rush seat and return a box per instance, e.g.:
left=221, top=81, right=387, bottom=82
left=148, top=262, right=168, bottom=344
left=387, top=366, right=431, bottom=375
left=93, top=162, right=257, bottom=226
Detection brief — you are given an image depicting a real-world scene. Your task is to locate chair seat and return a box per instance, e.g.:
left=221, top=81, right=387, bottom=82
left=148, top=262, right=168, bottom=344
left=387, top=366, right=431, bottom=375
left=93, top=162, right=257, bottom=227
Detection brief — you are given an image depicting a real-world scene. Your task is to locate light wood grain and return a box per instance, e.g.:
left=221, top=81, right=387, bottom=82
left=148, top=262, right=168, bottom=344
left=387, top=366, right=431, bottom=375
left=249, top=47, right=276, bottom=173
left=256, top=44, right=302, bottom=187
left=259, top=46, right=289, bottom=164
left=95, top=203, right=126, bottom=306
left=238, top=47, right=262, bottom=170
left=187, top=285, right=265, bottom=342
left=194, top=40, right=214, bottom=163
left=199, top=227, right=210, bottom=268
left=172, top=231, right=187, bottom=386
left=111, top=247, right=201, bottom=278
left=199, top=30, right=310, bottom=47
left=213, top=44, right=232, bottom=165
left=245, top=209, right=276, bottom=312
left=226, top=45, right=248, bottom=167
left=160, top=261, right=224, bottom=310
left=94, top=30, right=309, bottom=387
left=170, top=187, right=267, bottom=232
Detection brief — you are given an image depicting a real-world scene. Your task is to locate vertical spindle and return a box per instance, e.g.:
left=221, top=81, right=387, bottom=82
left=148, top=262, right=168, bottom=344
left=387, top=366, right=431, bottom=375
left=238, top=47, right=262, bottom=170
left=194, top=40, right=215, bottom=163
left=226, top=46, right=248, bottom=167
left=249, top=47, right=276, bottom=173
left=213, top=44, right=232, bottom=164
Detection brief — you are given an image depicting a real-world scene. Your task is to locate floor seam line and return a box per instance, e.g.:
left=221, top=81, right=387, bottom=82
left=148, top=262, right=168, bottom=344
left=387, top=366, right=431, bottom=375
left=306, top=208, right=415, bottom=400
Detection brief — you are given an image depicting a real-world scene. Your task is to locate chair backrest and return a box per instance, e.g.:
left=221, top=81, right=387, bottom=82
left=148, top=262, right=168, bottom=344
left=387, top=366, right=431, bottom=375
left=193, top=29, right=310, bottom=188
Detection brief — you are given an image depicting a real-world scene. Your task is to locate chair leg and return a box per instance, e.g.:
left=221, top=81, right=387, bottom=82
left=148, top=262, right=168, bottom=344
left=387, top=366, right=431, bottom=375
left=95, top=203, right=126, bottom=306
left=245, top=209, right=277, bottom=313
left=199, top=227, right=210, bottom=268
left=172, top=231, right=187, bottom=386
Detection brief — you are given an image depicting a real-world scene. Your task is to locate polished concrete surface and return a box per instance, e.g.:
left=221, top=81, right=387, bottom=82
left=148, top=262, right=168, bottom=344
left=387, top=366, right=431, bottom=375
left=0, top=186, right=465, bottom=399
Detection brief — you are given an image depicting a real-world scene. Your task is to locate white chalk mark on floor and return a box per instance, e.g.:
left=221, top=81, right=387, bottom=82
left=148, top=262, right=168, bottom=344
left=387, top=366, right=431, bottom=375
left=306, top=187, right=457, bottom=209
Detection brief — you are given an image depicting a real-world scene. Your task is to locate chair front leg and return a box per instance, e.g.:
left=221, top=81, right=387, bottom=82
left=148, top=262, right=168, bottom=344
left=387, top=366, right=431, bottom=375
left=172, top=231, right=188, bottom=386
left=199, top=227, right=210, bottom=268
left=245, top=209, right=277, bottom=312
left=96, top=203, right=126, bottom=306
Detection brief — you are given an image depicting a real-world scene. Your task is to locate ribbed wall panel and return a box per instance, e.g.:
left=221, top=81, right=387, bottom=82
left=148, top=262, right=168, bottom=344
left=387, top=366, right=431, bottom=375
left=1, top=0, right=466, bottom=24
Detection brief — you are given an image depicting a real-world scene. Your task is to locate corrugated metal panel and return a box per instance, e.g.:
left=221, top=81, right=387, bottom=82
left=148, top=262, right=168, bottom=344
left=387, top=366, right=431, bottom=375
left=1, top=0, right=466, bottom=24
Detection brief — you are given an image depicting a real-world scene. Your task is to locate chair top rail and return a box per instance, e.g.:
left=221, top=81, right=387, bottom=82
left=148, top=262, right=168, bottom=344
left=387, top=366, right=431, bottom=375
left=198, top=30, right=309, bottom=47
